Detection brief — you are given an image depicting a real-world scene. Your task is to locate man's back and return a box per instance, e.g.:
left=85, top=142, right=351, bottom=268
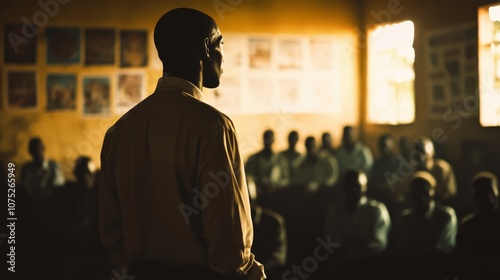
left=100, top=77, right=255, bottom=277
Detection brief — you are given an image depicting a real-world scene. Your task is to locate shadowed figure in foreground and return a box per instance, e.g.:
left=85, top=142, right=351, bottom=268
left=99, top=7, right=265, bottom=280
left=455, top=171, right=500, bottom=278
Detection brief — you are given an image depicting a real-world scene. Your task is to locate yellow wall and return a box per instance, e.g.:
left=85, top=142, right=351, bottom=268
left=0, top=0, right=360, bottom=179
left=360, top=0, right=500, bottom=167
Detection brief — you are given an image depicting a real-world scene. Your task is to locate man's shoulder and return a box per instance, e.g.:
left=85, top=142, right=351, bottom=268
left=106, top=93, right=234, bottom=136
left=434, top=158, right=452, bottom=170
left=365, top=197, right=387, bottom=210
left=434, top=203, right=457, bottom=221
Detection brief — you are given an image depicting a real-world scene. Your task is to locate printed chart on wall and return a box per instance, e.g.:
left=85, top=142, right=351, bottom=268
left=424, top=22, right=478, bottom=119
left=204, top=33, right=342, bottom=115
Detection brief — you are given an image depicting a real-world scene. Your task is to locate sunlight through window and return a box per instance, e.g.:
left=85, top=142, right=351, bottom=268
left=479, top=3, right=500, bottom=126
left=367, top=20, right=415, bottom=125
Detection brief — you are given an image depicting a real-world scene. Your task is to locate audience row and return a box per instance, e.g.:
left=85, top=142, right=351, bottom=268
left=4, top=128, right=500, bottom=279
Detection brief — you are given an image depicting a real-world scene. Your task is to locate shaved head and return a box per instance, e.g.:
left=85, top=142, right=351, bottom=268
left=154, top=8, right=217, bottom=65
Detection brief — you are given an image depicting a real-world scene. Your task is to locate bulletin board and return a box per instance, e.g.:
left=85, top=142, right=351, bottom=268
left=424, top=22, right=479, bottom=119
left=204, top=33, right=343, bottom=115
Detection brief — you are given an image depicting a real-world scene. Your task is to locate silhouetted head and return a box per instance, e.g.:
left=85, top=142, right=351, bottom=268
left=305, top=136, right=318, bottom=157
left=409, top=171, right=436, bottom=214
left=28, top=137, right=45, bottom=163
left=342, top=169, right=368, bottom=208
left=341, top=125, right=356, bottom=150
left=414, top=137, right=435, bottom=166
left=471, top=172, right=499, bottom=212
left=154, top=8, right=223, bottom=88
left=263, top=129, right=274, bottom=149
left=73, top=156, right=96, bottom=190
left=288, top=130, right=299, bottom=148
left=378, top=133, right=396, bottom=158
left=321, top=132, right=332, bottom=149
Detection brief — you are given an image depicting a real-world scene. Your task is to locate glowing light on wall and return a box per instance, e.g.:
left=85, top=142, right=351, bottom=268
left=367, top=20, right=415, bottom=125
left=479, top=4, right=500, bottom=126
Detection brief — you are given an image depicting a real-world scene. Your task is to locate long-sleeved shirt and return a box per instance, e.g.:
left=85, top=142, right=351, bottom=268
left=245, top=150, right=290, bottom=193
left=20, top=158, right=65, bottom=196
left=324, top=196, right=391, bottom=259
left=335, top=142, right=374, bottom=179
left=99, top=76, right=263, bottom=279
left=395, top=201, right=457, bottom=256
left=393, top=158, right=457, bottom=206
left=291, top=154, right=339, bottom=190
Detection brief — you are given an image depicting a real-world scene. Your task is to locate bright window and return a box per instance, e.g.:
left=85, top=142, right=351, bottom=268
left=478, top=4, right=500, bottom=126
left=367, top=20, right=415, bottom=125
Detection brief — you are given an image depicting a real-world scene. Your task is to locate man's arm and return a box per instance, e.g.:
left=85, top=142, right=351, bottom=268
left=99, top=129, right=126, bottom=261
left=269, top=213, right=287, bottom=268
left=365, top=204, right=391, bottom=254
left=435, top=207, right=458, bottom=253
left=198, top=119, right=265, bottom=279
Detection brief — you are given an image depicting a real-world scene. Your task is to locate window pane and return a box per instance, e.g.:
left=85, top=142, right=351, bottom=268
left=367, top=21, right=415, bottom=125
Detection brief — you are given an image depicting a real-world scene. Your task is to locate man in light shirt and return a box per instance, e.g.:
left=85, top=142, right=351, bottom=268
left=20, top=136, right=65, bottom=198
left=245, top=129, right=290, bottom=201
left=335, top=126, right=374, bottom=180
left=324, top=169, right=391, bottom=260
left=99, top=8, right=265, bottom=280
left=394, top=171, right=457, bottom=256
left=292, top=136, right=339, bottom=192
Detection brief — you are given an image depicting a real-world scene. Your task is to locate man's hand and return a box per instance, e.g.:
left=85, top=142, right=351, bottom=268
left=244, top=260, right=266, bottom=280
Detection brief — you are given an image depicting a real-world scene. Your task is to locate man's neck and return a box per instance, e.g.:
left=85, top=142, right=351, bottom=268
left=163, top=62, right=203, bottom=90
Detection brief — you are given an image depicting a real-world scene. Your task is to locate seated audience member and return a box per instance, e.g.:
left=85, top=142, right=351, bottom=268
left=324, top=169, right=391, bottom=260
left=335, top=125, right=374, bottom=180
left=60, top=156, right=100, bottom=249
left=278, top=130, right=302, bottom=182
left=320, top=131, right=336, bottom=157
left=454, top=142, right=490, bottom=219
left=291, top=136, right=339, bottom=192
left=415, top=137, right=457, bottom=205
left=394, top=171, right=457, bottom=257
left=394, top=137, right=457, bottom=207
left=20, top=136, right=65, bottom=197
left=20, top=136, right=65, bottom=222
left=455, top=172, right=500, bottom=278
left=368, top=133, right=399, bottom=217
left=246, top=129, right=290, bottom=202
left=247, top=174, right=287, bottom=279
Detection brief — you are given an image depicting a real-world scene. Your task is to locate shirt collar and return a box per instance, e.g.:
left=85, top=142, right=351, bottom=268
left=156, top=76, right=207, bottom=103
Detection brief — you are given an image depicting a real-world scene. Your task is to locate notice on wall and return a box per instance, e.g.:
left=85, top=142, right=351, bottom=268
left=424, top=22, right=478, bottom=119
left=204, top=33, right=344, bottom=115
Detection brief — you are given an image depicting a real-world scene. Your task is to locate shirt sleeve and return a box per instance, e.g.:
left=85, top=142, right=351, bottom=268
left=197, top=119, right=265, bottom=280
left=436, top=208, right=458, bottom=253
left=99, top=127, right=127, bottom=261
left=366, top=204, right=391, bottom=253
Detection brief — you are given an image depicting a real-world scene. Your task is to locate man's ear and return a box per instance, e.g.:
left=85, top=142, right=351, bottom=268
left=204, top=37, right=210, bottom=58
